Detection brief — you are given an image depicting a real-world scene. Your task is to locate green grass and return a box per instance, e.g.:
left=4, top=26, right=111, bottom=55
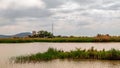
left=13, top=47, right=120, bottom=63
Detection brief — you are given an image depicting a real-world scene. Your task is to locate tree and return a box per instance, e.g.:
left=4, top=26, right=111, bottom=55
left=31, top=30, right=53, bottom=38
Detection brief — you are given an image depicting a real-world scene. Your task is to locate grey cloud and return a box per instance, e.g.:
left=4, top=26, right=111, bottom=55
left=0, top=8, right=53, bottom=19
left=0, top=22, right=12, bottom=26
left=90, top=2, right=120, bottom=10
left=108, top=4, right=120, bottom=10
left=91, top=0, right=120, bottom=10
left=0, top=7, right=53, bottom=27
left=77, top=22, right=90, bottom=26
left=0, top=18, right=16, bottom=26
left=72, top=0, right=99, bottom=5
left=101, top=3, right=120, bottom=10
left=43, top=0, right=65, bottom=8
left=71, top=0, right=120, bottom=10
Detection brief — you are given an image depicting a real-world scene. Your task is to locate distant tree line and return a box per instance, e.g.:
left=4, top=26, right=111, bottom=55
left=28, top=30, right=120, bottom=42
left=29, top=30, right=54, bottom=38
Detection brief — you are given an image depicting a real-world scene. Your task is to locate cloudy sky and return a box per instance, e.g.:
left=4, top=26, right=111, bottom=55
left=0, top=0, right=120, bottom=36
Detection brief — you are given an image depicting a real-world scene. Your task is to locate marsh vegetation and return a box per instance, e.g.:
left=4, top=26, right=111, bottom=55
left=14, top=47, right=120, bottom=63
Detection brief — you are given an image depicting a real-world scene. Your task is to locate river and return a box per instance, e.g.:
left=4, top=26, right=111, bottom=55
left=0, top=43, right=120, bottom=68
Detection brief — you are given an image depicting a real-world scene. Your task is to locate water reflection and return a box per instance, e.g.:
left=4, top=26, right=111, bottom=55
left=8, top=60, right=120, bottom=68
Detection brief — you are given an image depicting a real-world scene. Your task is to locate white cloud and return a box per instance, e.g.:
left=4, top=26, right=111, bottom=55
left=0, top=0, right=45, bottom=9
left=60, top=2, right=80, bottom=11
left=50, top=2, right=80, bottom=12
left=84, top=9, right=120, bottom=18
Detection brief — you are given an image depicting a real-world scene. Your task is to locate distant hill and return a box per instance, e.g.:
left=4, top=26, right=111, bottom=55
left=13, top=32, right=32, bottom=37
left=0, top=32, right=32, bottom=38
left=0, top=35, right=11, bottom=38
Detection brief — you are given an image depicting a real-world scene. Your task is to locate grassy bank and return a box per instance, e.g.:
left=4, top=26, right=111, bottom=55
left=0, top=36, right=120, bottom=43
left=14, top=47, right=120, bottom=63
left=0, top=37, right=95, bottom=43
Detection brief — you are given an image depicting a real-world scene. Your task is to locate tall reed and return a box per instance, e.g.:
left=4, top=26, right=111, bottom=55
left=14, top=47, right=120, bottom=63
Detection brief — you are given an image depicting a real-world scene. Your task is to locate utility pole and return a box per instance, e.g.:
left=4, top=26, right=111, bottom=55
left=52, top=23, right=54, bottom=38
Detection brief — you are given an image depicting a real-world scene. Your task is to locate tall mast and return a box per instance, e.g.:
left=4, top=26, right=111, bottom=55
left=52, top=23, right=54, bottom=36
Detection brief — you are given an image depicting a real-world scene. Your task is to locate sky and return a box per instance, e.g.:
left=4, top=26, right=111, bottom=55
left=0, top=0, right=120, bottom=36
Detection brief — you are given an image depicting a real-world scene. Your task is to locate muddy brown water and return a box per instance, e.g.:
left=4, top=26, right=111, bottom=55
left=0, top=43, right=120, bottom=68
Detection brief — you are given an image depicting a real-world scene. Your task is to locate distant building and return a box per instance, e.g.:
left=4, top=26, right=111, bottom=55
left=32, top=31, right=36, bottom=36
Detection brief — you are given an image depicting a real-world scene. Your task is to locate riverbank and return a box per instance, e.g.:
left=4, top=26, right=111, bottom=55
left=0, top=37, right=94, bottom=43
left=14, top=47, right=120, bottom=63
left=0, top=37, right=120, bottom=43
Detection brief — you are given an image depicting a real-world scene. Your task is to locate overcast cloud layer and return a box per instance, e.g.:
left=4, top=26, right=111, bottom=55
left=0, top=0, right=120, bottom=36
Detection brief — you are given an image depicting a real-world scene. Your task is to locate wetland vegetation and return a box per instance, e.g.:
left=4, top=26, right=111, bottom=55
left=14, top=47, right=120, bottom=63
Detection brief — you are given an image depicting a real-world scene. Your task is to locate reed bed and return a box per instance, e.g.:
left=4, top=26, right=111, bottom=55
left=14, top=47, right=120, bottom=63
